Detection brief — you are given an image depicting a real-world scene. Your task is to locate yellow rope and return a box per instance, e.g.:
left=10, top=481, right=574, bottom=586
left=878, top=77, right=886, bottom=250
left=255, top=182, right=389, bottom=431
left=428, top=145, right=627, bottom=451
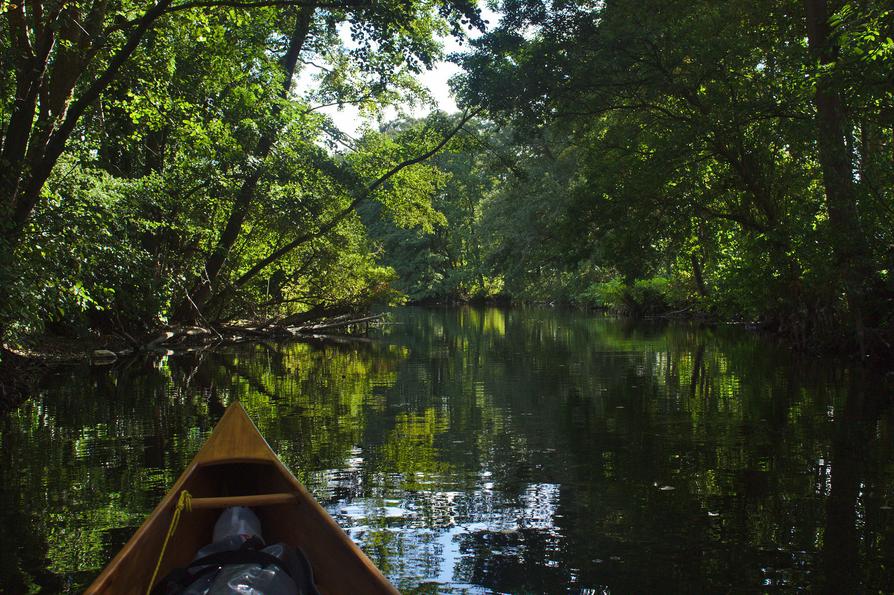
left=147, top=490, right=192, bottom=595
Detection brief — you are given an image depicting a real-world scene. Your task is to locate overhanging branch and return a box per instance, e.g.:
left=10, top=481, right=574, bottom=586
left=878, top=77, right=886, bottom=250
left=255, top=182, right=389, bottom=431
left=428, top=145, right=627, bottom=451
left=227, top=108, right=482, bottom=292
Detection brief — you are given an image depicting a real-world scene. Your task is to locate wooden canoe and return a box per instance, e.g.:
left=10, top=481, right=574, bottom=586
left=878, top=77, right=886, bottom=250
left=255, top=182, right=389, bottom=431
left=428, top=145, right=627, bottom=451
left=87, top=402, right=399, bottom=595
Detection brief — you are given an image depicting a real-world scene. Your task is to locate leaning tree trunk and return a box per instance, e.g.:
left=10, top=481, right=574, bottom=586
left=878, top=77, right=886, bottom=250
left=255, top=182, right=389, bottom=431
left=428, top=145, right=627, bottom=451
left=172, top=8, right=314, bottom=324
left=804, top=0, right=873, bottom=354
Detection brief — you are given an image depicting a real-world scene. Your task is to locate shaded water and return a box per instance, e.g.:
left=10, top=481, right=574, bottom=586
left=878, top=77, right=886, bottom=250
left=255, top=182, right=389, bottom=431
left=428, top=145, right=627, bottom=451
left=1, top=306, right=893, bottom=593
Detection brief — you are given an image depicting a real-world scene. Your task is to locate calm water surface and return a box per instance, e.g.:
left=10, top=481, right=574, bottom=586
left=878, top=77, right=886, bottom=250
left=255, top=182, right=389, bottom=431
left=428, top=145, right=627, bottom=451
left=1, top=306, right=892, bottom=593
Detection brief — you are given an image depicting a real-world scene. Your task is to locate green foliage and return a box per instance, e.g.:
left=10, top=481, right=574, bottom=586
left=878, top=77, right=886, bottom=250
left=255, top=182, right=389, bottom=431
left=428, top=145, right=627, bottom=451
left=404, top=0, right=894, bottom=350
left=4, top=0, right=892, bottom=354
left=580, top=277, right=677, bottom=317
left=580, top=279, right=626, bottom=311
left=13, top=159, right=170, bottom=337
left=1, top=0, right=487, bottom=340
left=366, top=117, right=504, bottom=302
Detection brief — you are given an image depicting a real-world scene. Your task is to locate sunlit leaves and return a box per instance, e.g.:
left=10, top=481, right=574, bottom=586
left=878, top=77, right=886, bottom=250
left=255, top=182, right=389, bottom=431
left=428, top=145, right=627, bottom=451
left=3, top=0, right=489, bottom=335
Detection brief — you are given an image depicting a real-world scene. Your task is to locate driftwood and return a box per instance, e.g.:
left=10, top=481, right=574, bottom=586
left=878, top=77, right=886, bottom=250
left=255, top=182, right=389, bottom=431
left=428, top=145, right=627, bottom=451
left=118, top=313, right=386, bottom=357
left=290, top=314, right=383, bottom=334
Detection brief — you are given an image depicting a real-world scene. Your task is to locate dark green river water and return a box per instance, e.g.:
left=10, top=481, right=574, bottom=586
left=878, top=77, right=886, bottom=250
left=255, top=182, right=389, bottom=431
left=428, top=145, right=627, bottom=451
left=1, top=306, right=893, bottom=593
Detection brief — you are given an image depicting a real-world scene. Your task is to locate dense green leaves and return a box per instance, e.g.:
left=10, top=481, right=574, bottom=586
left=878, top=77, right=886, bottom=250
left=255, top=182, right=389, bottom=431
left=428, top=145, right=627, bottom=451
left=409, top=0, right=894, bottom=353
left=2, top=0, right=891, bottom=356
left=0, top=0, right=484, bottom=341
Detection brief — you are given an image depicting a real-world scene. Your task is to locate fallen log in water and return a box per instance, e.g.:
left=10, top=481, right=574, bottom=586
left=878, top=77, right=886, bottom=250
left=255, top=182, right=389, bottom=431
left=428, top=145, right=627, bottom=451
left=125, top=313, right=386, bottom=357
left=289, top=314, right=385, bottom=334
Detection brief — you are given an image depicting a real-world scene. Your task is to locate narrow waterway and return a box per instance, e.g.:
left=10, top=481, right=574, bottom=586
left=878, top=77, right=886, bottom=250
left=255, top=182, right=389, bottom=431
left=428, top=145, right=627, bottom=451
left=1, top=306, right=892, bottom=593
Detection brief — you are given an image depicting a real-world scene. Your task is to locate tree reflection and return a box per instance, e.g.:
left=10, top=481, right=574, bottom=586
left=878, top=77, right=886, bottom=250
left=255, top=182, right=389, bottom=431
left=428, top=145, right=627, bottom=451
left=0, top=307, right=891, bottom=592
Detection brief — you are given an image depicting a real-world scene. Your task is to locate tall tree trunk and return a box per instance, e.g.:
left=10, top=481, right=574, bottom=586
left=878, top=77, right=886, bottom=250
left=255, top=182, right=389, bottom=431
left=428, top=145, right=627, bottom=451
left=691, top=253, right=708, bottom=298
left=804, top=0, right=872, bottom=354
left=172, top=8, right=314, bottom=323
left=464, top=196, right=486, bottom=292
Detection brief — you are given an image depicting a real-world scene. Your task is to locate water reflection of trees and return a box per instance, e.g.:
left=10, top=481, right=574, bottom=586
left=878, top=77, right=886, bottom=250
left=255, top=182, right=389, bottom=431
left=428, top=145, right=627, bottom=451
left=0, top=340, right=406, bottom=592
left=0, top=307, right=891, bottom=592
left=367, top=307, right=893, bottom=592
left=0, top=357, right=212, bottom=592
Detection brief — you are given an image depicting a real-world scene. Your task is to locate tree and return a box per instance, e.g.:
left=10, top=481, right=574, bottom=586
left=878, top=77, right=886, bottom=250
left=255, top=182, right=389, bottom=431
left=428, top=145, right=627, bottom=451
left=446, top=0, right=893, bottom=350
left=0, top=0, right=484, bottom=341
left=367, top=116, right=502, bottom=301
left=804, top=0, right=883, bottom=353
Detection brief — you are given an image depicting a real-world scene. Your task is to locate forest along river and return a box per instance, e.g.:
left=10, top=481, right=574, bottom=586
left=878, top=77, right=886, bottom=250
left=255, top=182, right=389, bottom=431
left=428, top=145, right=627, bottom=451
left=1, top=306, right=892, bottom=593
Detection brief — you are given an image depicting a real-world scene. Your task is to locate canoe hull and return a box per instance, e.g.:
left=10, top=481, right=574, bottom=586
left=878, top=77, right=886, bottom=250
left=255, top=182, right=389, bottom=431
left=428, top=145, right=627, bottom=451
left=87, top=403, right=398, bottom=595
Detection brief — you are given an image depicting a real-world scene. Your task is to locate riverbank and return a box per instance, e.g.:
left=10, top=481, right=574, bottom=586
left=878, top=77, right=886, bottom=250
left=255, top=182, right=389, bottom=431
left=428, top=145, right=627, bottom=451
left=0, top=311, right=382, bottom=412
left=409, top=295, right=893, bottom=368
left=0, top=334, right=133, bottom=412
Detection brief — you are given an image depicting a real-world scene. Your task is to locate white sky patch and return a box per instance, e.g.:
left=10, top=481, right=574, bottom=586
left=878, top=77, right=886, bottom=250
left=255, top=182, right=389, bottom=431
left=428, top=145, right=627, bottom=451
left=299, top=5, right=501, bottom=137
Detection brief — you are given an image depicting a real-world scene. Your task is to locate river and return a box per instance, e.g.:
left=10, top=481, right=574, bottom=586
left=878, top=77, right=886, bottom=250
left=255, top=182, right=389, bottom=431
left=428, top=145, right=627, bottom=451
left=1, top=306, right=892, bottom=592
